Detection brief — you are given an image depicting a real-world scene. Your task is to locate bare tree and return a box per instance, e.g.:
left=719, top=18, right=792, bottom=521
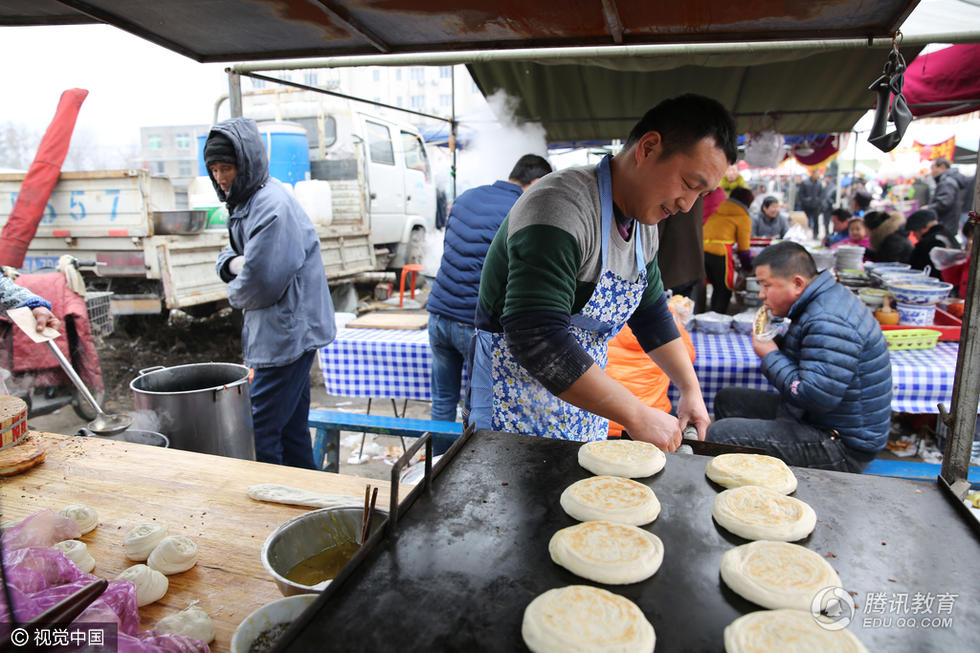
left=0, top=122, right=40, bottom=170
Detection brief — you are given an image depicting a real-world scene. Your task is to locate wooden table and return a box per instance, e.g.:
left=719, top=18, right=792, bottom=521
left=0, top=433, right=403, bottom=653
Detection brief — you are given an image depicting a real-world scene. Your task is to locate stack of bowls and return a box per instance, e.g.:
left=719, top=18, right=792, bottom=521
left=807, top=248, right=835, bottom=272
left=834, top=245, right=865, bottom=271
left=887, top=279, right=953, bottom=326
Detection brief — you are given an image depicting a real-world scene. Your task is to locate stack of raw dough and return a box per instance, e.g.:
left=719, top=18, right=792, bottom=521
left=523, top=439, right=665, bottom=653
left=49, top=503, right=214, bottom=643
left=702, top=453, right=865, bottom=652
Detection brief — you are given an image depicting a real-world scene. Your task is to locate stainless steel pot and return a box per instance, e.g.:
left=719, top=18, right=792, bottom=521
left=130, top=363, right=255, bottom=460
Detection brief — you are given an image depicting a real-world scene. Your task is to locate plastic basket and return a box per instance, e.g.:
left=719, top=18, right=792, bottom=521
left=85, top=291, right=114, bottom=338
left=882, top=328, right=941, bottom=351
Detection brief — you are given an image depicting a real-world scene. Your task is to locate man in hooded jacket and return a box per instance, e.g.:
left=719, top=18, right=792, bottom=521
left=206, top=117, right=336, bottom=469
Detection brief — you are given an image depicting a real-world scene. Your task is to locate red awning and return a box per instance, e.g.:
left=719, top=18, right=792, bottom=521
left=904, top=44, right=980, bottom=118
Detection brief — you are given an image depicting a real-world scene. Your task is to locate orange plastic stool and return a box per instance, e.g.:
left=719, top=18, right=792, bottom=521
left=399, top=264, right=424, bottom=307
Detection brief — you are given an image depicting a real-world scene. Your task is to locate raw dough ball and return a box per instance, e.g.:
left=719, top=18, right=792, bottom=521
left=548, top=521, right=664, bottom=585
left=59, top=504, right=98, bottom=534
left=147, top=535, right=198, bottom=574
left=559, top=475, right=660, bottom=526
left=713, top=486, right=816, bottom=542
left=118, top=564, right=168, bottom=606
left=522, top=585, right=655, bottom=653
left=724, top=609, right=868, bottom=653
left=706, top=454, right=798, bottom=494
left=720, top=541, right=843, bottom=611
left=154, top=605, right=215, bottom=643
left=577, top=440, right=666, bottom=478
left=54, top=539, right=96, bottom=573
left=125, top=523, right=168, bottom=561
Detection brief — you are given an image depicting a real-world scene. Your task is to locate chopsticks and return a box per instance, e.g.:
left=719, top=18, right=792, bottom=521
left=360, top=484, right=379, bottom=544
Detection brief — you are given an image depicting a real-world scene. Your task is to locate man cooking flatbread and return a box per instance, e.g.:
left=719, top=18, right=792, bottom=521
left=706, top=241, right=892, bottom=472
left=469, top=94, right=737, bottom=451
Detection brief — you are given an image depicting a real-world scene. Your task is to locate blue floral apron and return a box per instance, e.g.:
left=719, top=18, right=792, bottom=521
left=469, top=155, right=648, bottom=441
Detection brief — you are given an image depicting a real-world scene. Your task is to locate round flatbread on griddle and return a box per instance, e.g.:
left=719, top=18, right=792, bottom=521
left=706, top=453, right=798, bottom=494
left=724, top=609, right=868, bottom=653
left=560, top=475, right=660, bottom=525
left=720, top=540, right=843, bottom=611
left=522, top=585, right=655, bottom=653
left=549, top=520, right=664, bottom=585
left=713, top=486, right=816, bottom=541
left=577, top=439, right=666, bottom=478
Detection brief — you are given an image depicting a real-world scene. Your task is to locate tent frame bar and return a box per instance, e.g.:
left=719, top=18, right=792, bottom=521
left=229, top=32, right=980, bottom=73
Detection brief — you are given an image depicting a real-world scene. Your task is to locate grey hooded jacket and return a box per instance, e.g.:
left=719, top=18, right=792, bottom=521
left=210, top=117, right=335, bottom=368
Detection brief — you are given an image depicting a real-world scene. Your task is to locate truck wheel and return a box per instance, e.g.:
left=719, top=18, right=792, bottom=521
left=407, top=227, right=426, bottom=266
left=72, top=389, right=106, bottom=421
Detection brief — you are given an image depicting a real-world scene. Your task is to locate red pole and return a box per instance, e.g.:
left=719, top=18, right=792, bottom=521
left=0, top=88, right=88, bottom=267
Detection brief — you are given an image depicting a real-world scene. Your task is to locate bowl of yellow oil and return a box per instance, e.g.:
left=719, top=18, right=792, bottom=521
left=261, top=506, right=387, bottom=596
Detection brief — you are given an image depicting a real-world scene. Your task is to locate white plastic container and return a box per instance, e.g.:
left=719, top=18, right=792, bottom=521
left=293, top=180, right=333, bottom=226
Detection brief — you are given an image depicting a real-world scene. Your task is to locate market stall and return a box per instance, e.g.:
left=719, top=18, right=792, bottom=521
left=0, top=433, right=403, bottom=653
left=278, top=429, right=980, bottom=651
left=318, top=327, right=963, bottom=415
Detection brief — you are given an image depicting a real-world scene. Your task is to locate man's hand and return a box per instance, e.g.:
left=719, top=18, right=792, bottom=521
left=752, top=334, right=779, bottom=359
left=623, top=406, right=681, bottom=452
left=228, top=256, right=245, bottom=276
left=676, top=390, right=710, bottom=441
left=32, top=307, right=60, bottom=333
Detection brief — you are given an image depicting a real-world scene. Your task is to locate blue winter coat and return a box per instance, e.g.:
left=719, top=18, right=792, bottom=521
left=211, top=117, right=336, bottom=368
left=761, top=270, right=892, bottom=453
left=427, top=181, right=522, bottom=325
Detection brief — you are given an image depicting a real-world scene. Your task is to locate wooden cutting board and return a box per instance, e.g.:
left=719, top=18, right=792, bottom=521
left=346, top=311, right=429, bottom=330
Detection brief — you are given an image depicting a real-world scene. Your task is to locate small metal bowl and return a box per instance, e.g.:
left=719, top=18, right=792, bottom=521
left=261, top=506, right=387, bottom=596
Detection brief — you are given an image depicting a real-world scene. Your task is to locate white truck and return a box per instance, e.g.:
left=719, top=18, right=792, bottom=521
left=0, top=168, right=377, bottom=315
left=239, top=92, right=438, bottom=268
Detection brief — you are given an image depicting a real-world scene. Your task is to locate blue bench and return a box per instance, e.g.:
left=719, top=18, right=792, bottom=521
left=864, top=458, right=980, bottom=483
left=308, top=409, right=464, bottom=473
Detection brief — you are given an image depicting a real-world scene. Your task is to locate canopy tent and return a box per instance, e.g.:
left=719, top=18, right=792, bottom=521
left=1, top=0, right=926, bottom=62
left=904, top=44, right=980, bottom=118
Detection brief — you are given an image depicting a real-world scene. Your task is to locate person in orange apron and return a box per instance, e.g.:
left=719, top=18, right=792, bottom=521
left=468, top=94, right=737, bottom=450
left=703, top=186, right=754, bottom=313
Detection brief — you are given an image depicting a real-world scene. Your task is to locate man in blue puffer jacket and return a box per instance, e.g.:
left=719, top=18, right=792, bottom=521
left=706, top=241, right=891, bottom=472
left=426, top=154, right=552, bottom=433
left=208, top=117, right=336, bottom=469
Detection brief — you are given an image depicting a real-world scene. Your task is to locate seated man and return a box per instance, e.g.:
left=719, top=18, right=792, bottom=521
left=906, top=208, right=959, bottom=279
left=822, top=208, right=851, bottom=247
left=706, top=242, right=891, bottom=472
left=751, top=196, right=788, bottom=238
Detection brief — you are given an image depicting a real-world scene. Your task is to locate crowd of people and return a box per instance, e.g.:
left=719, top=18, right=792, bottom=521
left=186, top=100, right=977, bottom=478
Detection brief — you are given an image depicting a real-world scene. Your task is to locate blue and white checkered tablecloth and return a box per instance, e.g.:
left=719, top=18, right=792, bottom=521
left=320, top=328, right=963, bottom=414
left=667, top=332, right=962, bottom=415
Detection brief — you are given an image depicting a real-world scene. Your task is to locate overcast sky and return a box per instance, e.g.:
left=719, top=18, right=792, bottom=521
left=2, top=24, right=227, bottom=147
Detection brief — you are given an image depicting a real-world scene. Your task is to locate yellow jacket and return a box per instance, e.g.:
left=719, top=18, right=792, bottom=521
left=703, top=199, right=752, bottom=257
left=719, top=175, right=748, bottom=194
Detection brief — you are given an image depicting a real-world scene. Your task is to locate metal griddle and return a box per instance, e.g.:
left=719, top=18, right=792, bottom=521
left=279, top=430, right=980, bottom=651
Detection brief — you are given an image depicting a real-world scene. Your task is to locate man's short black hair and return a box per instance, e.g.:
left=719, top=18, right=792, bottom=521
left=624, top=94, right=737, bottom=165
left=830, top=207, right=852, bottom=223
left=508, top=154, right=552, bottom=186
left=728, top=186, right=754, bottom=207
left=752, top=241, right=818, bottom=280
left=906, top=208, right=938, bottom=232
left=761, top=196, right=779, bottom=209
left=933, top=157, right=952, bottom=169
left=853, top=190, right=872, bottom=210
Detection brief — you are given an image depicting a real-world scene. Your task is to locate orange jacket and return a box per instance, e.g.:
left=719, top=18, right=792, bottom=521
left=605, top=318, right=696, bottom=438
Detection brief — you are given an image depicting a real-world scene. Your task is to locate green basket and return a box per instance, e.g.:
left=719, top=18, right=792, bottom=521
left=882, top=328, right=941, bottom=351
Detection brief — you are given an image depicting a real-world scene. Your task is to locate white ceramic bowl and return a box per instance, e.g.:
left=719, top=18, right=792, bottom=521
left=887, top=281, right=953, bottom=306
left=858, top=287, right=890, bottom=308
left=230, top=594, right=316, bottom=653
